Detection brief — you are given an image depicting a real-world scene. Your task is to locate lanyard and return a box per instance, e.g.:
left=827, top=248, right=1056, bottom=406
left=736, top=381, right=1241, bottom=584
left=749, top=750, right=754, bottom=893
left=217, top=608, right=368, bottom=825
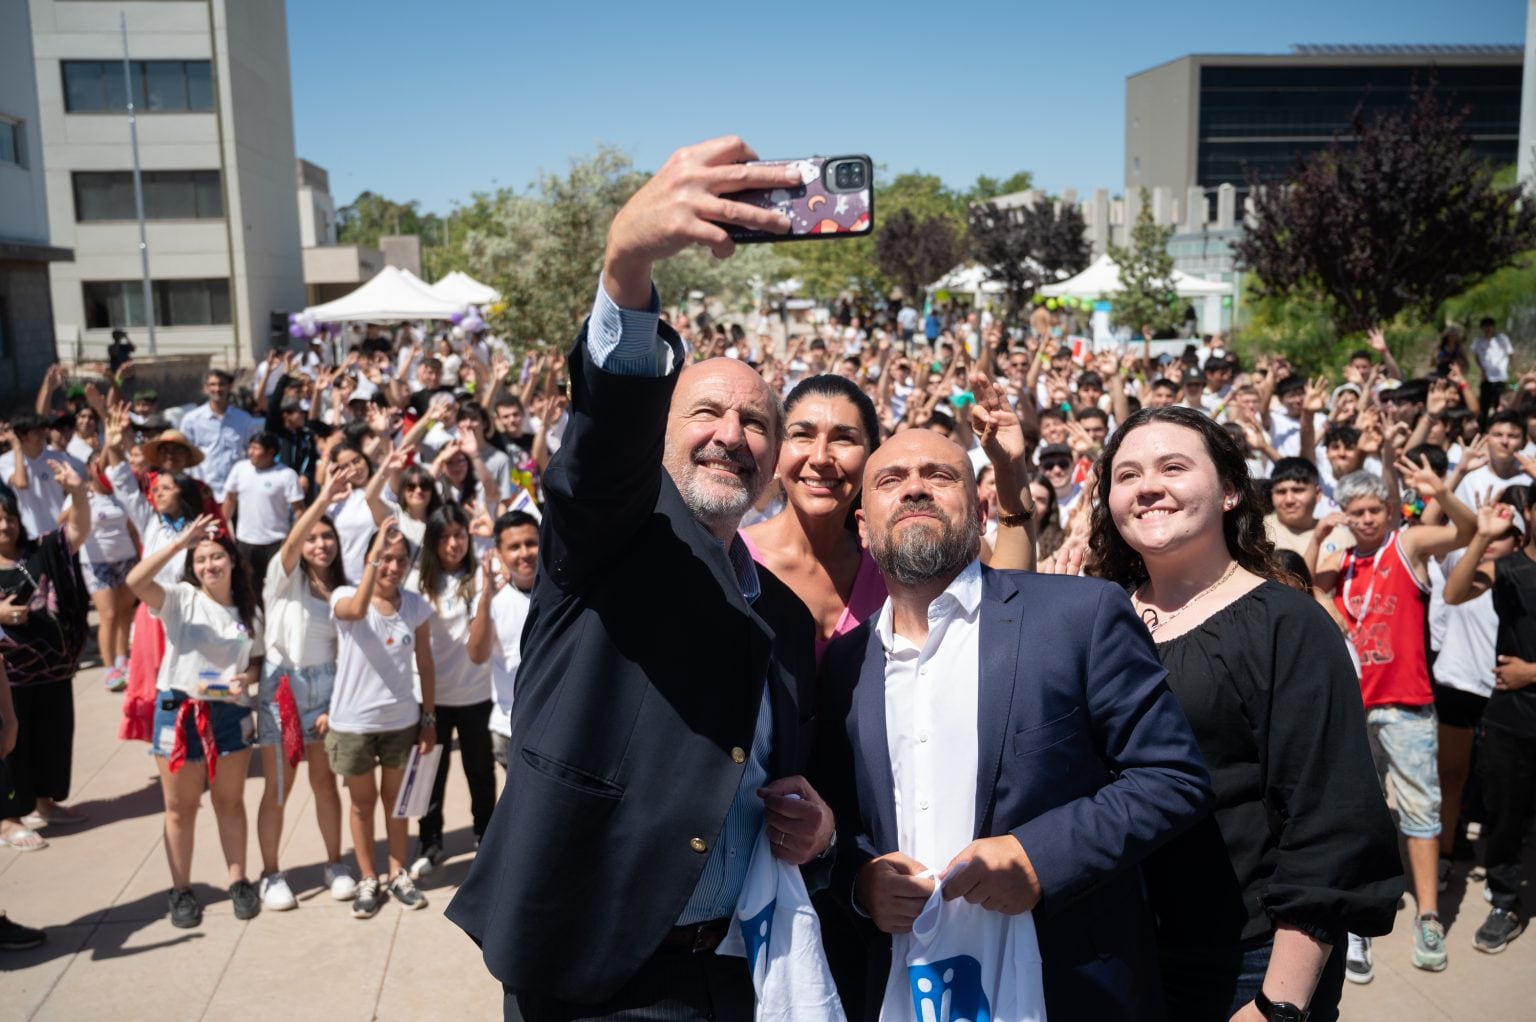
left=1341, top=536, right=1390, bottom=629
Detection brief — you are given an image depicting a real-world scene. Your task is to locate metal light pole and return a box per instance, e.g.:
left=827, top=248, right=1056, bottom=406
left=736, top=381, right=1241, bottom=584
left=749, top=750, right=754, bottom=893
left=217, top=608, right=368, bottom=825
left=121, top=12, right=156, bottom=355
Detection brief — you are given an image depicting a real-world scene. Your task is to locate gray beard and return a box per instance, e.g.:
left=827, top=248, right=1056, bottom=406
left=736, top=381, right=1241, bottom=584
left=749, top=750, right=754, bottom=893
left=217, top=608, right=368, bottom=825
left=870, top=511, right=980, bottom=586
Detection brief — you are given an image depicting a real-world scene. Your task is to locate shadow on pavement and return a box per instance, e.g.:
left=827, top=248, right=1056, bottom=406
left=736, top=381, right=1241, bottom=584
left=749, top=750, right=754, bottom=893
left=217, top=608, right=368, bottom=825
left=0, top=886, right=219, bottom=970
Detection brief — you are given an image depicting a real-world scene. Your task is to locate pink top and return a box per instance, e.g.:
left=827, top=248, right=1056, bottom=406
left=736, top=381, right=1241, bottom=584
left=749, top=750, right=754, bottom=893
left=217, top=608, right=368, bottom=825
left=738, top=531, right=889, bottom=663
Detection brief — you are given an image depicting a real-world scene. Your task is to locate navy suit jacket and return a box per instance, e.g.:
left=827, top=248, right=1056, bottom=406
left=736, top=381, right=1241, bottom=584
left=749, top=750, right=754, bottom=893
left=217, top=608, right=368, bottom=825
left=446, top=324, right=818, bottom=1003
left=816, top=567, right=1213, bottom=1022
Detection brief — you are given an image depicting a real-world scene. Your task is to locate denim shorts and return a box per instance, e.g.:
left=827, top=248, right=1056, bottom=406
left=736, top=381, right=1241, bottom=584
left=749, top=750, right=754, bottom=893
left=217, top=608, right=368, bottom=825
left=84, top=557, right=138, bottom=595
left=150, top=690, right=255, bottom=760
left=1366, top=703, right=1441, bottom=839
left=256, top=661, right=337, bottom=746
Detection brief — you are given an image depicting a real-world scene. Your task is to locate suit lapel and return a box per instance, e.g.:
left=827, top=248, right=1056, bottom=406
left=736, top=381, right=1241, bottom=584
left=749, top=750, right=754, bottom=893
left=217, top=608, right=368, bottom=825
left=974, top=569, right=1021, bottom=837
left=853, top=624, right=898, bottom=851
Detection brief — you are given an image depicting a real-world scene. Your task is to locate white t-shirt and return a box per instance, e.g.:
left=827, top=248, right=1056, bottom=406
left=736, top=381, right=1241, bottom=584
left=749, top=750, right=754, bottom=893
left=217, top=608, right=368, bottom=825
left=1454, top=464, right=1532, bottom=509
left=226, top=461, right=304, bottom=545
left=64, top=490, right=137, bottom=564
left=261, top=556, right=338, bottom=669
left=326, top=489, right=378, bottom=585
left=0, top=451, right=67, bottom=538
left=489, top=583, right=532, bottom=738
left=1428, top=551, right=1497, bottom=697
left=152, top=582, right=264, bottom=703
left=328, top=586, right=431, bottom=733
left=404, top=564, right=491, bottom=708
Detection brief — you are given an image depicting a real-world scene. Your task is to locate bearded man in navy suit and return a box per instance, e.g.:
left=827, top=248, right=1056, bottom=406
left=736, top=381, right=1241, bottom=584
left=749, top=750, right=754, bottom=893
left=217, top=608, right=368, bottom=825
left=817, top=427, right=1214, bottom=1021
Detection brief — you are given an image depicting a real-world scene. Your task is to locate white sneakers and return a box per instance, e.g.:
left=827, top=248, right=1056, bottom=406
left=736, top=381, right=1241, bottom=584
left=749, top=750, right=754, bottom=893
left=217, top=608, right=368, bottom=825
left=258, top=872, right=297, bottom=912
left=325, top=862, right=358, bottom=901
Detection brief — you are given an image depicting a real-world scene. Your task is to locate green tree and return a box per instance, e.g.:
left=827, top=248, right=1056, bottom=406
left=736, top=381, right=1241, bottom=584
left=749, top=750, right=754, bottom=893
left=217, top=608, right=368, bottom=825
left=336, top=191, right=440, bottom=250
left=1107, top=189, right=1177, bottom=333
left=966, top=172, right=1034, bottom=203
left=1235, top=87, right=1536, bottom=337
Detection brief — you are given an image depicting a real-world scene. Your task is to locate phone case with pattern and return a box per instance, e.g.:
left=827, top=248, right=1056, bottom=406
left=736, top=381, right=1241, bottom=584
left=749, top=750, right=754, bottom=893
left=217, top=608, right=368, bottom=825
left=721, top=156, right=874, bottom=243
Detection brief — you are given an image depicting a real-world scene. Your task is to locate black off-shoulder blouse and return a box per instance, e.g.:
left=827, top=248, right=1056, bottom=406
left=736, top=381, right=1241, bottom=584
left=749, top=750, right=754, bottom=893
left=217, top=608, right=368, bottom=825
left=1141, top=580, right=1404, bottom=947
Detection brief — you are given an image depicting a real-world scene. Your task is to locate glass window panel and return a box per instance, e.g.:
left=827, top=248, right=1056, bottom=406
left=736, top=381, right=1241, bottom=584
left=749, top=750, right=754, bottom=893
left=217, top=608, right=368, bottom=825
left=151, top=171, right=197, bottom=218
left=0, top=122, right=17, bottom=165
left=107, top=60, right=132, bottom=111
left=185, top=62, right=214, bottom=111
left=193, top=170, right=223, bottom=217
left=143, top=61, right=187, bottom=112
left=206, top=279, right=231, bottom=324
left=63, top=62, right=102, bottom=112
left=161, top=280, right=208, bottom=325
left=83, top=282, right=146, bottom=329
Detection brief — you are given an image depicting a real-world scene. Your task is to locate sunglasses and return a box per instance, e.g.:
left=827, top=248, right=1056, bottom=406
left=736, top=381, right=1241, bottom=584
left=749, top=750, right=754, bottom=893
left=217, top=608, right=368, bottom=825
left=1040, top=459, right=1072, bottom=471
left=403, top=481, right=431, bottom=492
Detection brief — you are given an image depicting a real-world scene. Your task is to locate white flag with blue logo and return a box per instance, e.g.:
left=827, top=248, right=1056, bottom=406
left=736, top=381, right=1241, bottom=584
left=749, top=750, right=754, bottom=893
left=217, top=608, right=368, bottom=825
left=880, top=870, right=1046, bottom=1022
left=717, top=824, right=845, bottom=1021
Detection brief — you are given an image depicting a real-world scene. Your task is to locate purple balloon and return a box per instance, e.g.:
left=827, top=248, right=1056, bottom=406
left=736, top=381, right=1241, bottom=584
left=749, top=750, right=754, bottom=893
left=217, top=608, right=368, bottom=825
left=288, top=312, right=299, bottom=326
left=289, top=323, right=304, bottom=338
left=450, top=311, right=465, bottom=325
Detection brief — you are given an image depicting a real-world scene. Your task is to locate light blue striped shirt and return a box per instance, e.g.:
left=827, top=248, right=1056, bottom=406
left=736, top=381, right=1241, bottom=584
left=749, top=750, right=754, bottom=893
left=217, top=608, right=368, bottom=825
left=587, top=279, right=774, bottom=925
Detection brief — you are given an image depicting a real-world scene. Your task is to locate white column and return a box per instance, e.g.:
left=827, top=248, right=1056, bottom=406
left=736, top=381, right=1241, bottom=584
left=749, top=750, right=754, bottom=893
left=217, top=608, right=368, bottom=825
left=1520, top=0, right=1536, bottom=188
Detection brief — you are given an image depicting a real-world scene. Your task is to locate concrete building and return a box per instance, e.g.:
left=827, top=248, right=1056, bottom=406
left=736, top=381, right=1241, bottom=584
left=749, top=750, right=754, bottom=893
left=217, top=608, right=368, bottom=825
left=0, top=0, right=71, bottom=406
left=1126, top=44, right=1522, bottom=201
left=28, top=0, right=304, bottom=368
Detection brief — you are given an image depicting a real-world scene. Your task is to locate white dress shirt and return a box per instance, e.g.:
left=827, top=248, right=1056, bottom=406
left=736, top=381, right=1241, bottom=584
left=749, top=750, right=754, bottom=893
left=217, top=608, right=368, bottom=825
left=876, top=559, right=982, bottom=871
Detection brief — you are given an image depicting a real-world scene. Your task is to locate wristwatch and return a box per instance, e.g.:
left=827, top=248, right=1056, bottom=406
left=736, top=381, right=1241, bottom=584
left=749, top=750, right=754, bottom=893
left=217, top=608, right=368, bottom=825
left=420, top=711, right=437, bottom=727
left=1254, top=989, right=1308, bottom=1022
left=998, top=504, right=1034, bottom=527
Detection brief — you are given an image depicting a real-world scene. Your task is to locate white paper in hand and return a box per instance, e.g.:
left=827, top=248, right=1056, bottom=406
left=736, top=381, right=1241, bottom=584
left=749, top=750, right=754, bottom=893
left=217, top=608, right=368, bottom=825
left=390, top=745, right=443, bottom=818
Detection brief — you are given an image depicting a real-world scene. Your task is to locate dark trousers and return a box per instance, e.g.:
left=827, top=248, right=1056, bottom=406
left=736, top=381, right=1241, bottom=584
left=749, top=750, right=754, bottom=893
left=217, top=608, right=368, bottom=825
left=1161, top=938, right=1346, bottom=1022
left=418, top=699, right=495, bottom=849
left=236, top=540, right=282, bottom=596
left=1480, top=724, right=1536, bottom=913
left=1480, top=379, right=1507, bottom=427
left=512, top=945, right=753, bottom=1022
left=1, top=682, right=75, bottom=819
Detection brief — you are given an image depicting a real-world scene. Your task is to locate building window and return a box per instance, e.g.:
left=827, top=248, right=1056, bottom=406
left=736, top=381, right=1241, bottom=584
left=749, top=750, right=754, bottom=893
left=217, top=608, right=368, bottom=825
left=83, top=279, right=231, bottom=329
left=61, top=61, right=215, bottom=113
left=0, top=118, right=20, bottom=167
left=73, top=170, right=224, bottom=221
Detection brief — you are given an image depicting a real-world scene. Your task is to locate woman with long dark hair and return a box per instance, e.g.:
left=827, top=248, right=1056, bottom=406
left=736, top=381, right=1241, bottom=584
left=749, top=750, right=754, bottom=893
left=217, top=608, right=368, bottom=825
left=253, top=469, right=355, bottom=910
left=126, top=516, right=264, bottom=928
left=401, top=504, right=495, bottom=878
left=1087, top=405, right=1402, bottom=1022
left=106, top=408, right=215, bottom=743
left=0, top=462, right=91, bottom=852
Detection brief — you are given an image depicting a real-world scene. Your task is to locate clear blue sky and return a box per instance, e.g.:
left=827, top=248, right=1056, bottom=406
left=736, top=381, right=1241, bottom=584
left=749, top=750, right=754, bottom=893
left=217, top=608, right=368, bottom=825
left=287, top=0, right=1524, bottom=216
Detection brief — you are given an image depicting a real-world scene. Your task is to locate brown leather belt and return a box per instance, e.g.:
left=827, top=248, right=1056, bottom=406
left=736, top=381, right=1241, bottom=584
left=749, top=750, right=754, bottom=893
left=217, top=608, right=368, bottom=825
left=659, top=916, right=731, bottom=953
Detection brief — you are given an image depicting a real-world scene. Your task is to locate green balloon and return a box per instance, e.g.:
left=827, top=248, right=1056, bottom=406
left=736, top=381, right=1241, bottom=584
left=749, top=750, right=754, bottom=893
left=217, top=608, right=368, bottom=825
left=1046, top=298, right=1058, bottom=310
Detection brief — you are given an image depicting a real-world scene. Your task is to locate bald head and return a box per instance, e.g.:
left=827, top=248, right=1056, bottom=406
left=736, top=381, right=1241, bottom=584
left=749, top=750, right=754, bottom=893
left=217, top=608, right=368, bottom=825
left=858, top=428, right=981, bottom=587
left=664, top=357, right=782, bottom=542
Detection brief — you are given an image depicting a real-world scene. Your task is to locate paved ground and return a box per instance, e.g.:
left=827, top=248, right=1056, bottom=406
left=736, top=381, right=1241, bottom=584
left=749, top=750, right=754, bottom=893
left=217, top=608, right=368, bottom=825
left=2, top=664, right=1533, bottom=1020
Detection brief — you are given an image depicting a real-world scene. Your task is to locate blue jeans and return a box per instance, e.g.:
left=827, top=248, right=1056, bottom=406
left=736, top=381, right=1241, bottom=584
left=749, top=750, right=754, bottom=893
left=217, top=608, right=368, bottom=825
left=1160, top=938, right=1346, bottom=1021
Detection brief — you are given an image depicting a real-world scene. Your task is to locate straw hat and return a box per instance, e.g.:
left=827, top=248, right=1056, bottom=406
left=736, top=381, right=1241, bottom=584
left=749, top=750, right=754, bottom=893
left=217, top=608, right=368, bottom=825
left=141, top=428, right=205, bottom=468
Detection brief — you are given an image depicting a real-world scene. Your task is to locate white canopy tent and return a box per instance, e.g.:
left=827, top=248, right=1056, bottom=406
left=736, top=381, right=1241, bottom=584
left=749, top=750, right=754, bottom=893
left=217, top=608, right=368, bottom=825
left=929, top=263, right=1006, bottom=296
left=302, top=265, right=465, bottom=322
left=1039, top=253, right=1232, bottom=301
left=432, top=270, right=501, bottom=305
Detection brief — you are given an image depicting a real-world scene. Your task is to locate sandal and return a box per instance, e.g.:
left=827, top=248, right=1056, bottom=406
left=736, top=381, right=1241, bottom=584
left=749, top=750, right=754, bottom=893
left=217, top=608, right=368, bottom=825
left=0, top=828, right=48, bottom=852
left=30, top=805, right=88, bottom=827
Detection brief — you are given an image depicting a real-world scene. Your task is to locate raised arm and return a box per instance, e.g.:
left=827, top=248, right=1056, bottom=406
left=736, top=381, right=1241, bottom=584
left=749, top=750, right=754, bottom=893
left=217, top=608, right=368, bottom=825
left=467, top=552, right=500, bottom=666
left=53, top=462, right=92, bottom=554
left=1397, top=454, right=1478, bottom=562
left=332, top=518, right=396, bottom=621
left=364, top=447, right=407, bottom=526
left=277, top=468, right=352, bottom=579
left=1367, top=327, right=1403, bottom=383
left=969, top=371, right=1035, bottom=571
left=125, top=513, right=215, bottom=611
left=1442, top=504, right=1507, bottom=605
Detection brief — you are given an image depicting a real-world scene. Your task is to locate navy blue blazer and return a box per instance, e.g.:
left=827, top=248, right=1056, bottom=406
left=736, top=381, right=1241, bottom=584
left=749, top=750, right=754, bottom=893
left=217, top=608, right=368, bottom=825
left=446, top=324, right=818, bottom=1003
left=816, top=567, right=1213, bottom=1022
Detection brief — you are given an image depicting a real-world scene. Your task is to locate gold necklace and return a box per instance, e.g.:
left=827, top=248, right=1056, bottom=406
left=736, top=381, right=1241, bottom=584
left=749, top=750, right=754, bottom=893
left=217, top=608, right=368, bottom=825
left=1135, top=561, right=1239, bottom=635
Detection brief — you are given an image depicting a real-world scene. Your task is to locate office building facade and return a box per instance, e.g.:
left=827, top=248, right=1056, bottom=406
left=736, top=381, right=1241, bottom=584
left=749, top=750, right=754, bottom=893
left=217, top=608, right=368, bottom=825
left=29, top=0, right=303, bottom=367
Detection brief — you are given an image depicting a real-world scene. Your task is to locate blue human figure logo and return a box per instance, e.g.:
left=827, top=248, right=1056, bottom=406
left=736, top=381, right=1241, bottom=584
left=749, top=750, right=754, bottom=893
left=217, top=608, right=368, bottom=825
left=909, top=956, right=991, bottom=1022
left=741, top=900, right=775, bottom=983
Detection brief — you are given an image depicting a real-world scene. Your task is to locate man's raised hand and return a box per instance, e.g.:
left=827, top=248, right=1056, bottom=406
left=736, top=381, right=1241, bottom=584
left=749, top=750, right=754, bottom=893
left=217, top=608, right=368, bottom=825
left=603, top=137, right=798, bottom=308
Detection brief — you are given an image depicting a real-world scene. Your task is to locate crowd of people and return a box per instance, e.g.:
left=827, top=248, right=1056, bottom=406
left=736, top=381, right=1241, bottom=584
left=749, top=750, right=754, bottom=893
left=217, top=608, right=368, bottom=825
left=0, top=135, right=1530, bottom=1022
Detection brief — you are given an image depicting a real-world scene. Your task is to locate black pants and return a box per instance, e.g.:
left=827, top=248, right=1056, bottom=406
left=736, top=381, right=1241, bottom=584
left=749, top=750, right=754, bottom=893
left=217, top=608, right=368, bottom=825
left=1480, top=723, right=1536, bottom=913
left=512, top=945, right=753, bottom=1022
left=417, top=699, right=495, bottom=849
left=1479, top=379, right=1506, bottom=428
left=1, top=682, right=75, bottom=820
left=236, top=540, right=282, bottom=595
